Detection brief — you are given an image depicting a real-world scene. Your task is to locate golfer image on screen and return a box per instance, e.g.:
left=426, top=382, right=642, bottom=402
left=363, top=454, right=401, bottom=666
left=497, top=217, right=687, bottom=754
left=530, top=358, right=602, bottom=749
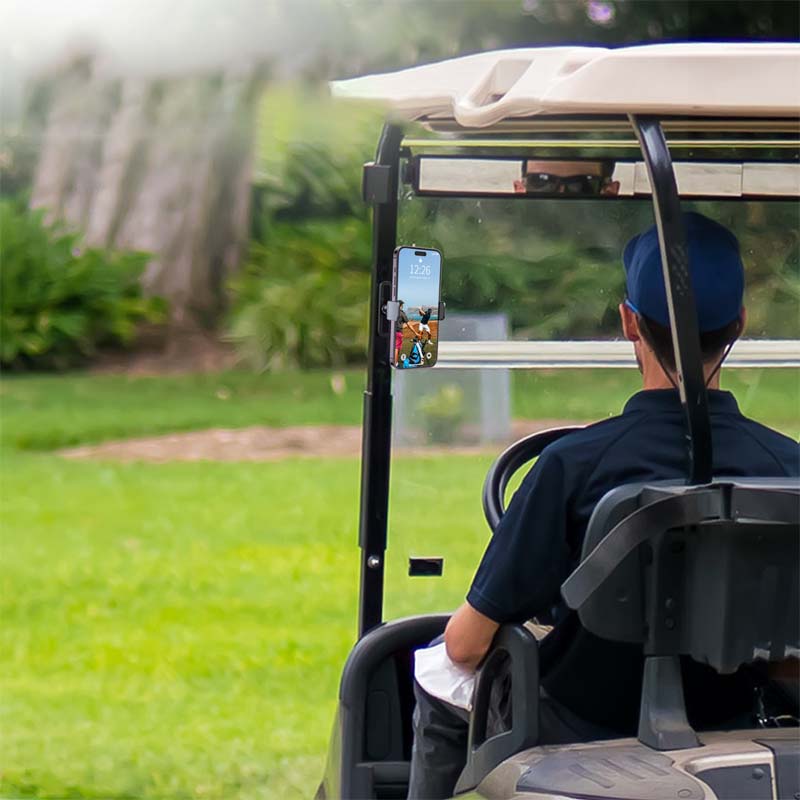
left=417, top=306, right=434, bottom=345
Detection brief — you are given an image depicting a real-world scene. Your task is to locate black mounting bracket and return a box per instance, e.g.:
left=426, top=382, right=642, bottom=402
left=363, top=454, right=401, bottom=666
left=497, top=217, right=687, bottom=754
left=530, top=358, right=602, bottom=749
left=362, top=162, right=393, bottom=205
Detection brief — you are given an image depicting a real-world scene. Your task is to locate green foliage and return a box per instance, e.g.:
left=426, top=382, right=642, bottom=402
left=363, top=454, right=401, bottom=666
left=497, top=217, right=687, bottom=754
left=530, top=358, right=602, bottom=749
left=417, top=384, right=466, bottom=443
left=0, top=198, right=165, bottom=370
left=252, top=140, right=367, bottom=246
left=0, top=134, right=38, bottom=199
left=399, top=196, right=799, bottom=341
left=253, top=83, right=380, bottom=228
left=231, top=85, right=378, bottom=369
left=270, top=141, right=364, bottom=218
left=253, top=86, right=377, bottom=228
left=227, top=218, right=371, bottom=369
left=399, top=197, right=651, bottom=339
left=446, top=247, right=625, bottom=339
left=697, top=201, right=800, bottom=338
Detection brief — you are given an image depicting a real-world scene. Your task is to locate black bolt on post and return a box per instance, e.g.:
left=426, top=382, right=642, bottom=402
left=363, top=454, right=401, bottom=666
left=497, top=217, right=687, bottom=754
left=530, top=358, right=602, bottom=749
left=357, top=123, right=404, bottom=638
left=630, top=116, right=713, bottom=485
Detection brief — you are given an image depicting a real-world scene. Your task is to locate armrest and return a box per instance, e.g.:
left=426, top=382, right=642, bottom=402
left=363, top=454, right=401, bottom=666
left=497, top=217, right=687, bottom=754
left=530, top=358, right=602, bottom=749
left=454, top=624, right=540, bottom=794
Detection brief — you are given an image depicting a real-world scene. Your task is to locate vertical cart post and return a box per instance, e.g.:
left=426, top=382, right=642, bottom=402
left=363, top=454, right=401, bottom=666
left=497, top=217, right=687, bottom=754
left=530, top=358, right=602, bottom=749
left=357, top=123, right=404, bottom=637
left=631, top=116, right=713, bottom=485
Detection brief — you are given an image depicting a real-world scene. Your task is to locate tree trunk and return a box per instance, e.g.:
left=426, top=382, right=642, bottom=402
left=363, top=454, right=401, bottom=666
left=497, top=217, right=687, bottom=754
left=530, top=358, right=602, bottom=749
left=29, top=58, right=264, bottom=323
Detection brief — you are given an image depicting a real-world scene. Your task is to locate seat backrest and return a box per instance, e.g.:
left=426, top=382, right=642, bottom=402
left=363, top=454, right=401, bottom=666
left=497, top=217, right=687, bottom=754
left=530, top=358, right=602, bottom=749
left=560, top=478, right=799, bottom=749
left=564, top=478, right=799, bottom=672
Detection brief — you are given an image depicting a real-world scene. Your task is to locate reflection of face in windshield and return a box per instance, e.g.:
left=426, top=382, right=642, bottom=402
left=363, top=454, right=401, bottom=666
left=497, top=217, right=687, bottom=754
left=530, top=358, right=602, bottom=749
left=514, top=160, right=620, bottom=196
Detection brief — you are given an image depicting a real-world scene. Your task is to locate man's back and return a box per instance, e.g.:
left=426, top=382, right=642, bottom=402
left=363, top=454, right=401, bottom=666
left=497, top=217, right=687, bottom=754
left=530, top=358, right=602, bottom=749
left=556, top=389, right=797, bottom=534
left=467, top=388, right=798, bottom=731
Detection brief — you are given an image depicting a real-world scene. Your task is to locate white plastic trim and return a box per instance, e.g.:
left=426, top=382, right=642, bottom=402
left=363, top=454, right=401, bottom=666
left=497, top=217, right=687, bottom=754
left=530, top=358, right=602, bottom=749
left=332, top=43, right=800, bottom=126
left=435, top=339, right=800, bottom=369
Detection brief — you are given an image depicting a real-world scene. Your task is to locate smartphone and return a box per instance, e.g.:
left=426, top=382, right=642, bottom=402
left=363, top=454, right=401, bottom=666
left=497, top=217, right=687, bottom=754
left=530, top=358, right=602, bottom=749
left=391, top=246, right=442, bottom=369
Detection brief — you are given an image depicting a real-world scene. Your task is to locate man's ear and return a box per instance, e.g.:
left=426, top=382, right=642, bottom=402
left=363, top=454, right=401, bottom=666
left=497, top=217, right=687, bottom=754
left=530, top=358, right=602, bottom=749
left=738, top=307, right=747, bottom=336
left=619, top=302, right=641, bottom=342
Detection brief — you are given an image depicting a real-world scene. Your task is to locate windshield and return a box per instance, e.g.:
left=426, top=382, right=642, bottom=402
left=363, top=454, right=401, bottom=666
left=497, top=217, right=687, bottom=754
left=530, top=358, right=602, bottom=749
left=383, top=193, right=799, bottom=619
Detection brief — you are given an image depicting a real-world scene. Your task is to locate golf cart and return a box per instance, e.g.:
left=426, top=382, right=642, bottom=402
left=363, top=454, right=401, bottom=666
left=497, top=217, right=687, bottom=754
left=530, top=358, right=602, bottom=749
left=317, top=44, right=800, bottom=799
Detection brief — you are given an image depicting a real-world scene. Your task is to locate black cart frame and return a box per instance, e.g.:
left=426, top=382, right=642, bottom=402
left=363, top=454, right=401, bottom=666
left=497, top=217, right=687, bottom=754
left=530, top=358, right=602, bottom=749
left=355, top=116, right=712, bottom=638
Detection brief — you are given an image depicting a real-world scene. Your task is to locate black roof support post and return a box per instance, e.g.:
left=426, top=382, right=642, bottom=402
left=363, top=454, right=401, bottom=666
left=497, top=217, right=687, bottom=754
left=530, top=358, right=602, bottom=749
left=357, top=123, right=404, bottom=638
left=630, top=116, right=713, bottom=485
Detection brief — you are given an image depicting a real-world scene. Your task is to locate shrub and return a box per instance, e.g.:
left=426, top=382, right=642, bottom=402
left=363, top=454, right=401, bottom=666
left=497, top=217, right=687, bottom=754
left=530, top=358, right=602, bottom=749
left=227, top=217, right=371, bottom=369
left=416, top=384, right=465, bottom=444
left=0, top=197, right=165, bottom=370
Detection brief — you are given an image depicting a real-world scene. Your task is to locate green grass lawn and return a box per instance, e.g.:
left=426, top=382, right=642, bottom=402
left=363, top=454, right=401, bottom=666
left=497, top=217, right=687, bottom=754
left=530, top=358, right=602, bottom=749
left=0, top=370, right=366, bottom=451
left=1, top=453, right=363, bottom=799
left=3, top=367, right=797, bottom=451
left=1, top=367, right=796, bottom=799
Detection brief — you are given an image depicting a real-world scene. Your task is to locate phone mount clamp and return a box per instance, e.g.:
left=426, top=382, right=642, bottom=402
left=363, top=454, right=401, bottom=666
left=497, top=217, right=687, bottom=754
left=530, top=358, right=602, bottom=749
left=382, top=299, right=446, bottom=323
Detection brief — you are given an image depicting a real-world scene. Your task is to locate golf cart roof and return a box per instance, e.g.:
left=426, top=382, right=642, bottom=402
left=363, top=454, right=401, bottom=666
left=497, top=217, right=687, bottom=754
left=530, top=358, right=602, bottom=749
left=331, top=42, right=800, bottom=128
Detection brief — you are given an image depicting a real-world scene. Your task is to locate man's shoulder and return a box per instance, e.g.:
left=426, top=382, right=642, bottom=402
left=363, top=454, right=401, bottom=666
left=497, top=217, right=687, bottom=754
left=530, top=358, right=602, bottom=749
left=538, top=413, right=640, bottom=469
left=738, top=416, right=798, bottom=447
left=539, top=414, right=640, bottom=486
left=735, top=416, right=800, bottom=475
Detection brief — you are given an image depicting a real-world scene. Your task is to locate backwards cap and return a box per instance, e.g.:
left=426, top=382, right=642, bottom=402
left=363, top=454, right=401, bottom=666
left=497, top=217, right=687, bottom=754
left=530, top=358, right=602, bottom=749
left=623, top=212, right=744, bottom=333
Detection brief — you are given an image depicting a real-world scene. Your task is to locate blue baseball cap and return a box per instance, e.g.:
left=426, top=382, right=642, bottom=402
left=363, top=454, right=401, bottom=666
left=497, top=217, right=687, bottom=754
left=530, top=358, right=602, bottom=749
left=623, top=212, right=744, bottom=332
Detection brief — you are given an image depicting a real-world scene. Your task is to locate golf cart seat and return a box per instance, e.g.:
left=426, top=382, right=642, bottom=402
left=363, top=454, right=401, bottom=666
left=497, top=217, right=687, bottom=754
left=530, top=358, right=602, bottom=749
left=457, top=477, right=800, bottom=796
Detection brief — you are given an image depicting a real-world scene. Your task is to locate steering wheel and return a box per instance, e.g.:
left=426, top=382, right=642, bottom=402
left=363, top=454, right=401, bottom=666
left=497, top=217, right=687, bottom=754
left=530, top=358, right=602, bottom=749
left=482, top=427, right=583, bottom=533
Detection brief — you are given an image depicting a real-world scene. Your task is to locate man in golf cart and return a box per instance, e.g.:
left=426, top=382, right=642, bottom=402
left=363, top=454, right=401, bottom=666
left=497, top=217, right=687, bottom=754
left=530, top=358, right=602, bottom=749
left=408, top=212, right=800, bottom=800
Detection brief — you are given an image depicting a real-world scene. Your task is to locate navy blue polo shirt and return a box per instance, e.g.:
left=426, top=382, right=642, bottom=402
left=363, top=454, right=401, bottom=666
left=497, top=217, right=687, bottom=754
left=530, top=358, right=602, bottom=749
left=468, top=389, right=799, bottom=626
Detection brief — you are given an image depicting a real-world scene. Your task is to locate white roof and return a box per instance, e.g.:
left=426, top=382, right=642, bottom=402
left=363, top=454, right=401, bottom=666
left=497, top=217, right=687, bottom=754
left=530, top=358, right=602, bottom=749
left=331, top=43, right=800, bottom=128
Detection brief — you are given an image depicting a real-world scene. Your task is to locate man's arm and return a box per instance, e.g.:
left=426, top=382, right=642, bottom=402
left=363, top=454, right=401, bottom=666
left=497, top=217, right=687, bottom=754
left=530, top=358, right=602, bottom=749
left=444, top=602, right=499, bottom=671
left=449, top=446, right=572, bottom=672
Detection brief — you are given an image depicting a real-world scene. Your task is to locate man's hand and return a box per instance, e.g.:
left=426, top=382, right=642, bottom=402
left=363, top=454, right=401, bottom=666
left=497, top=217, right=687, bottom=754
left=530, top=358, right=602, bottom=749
left=444, top=602, right=500, bottom=671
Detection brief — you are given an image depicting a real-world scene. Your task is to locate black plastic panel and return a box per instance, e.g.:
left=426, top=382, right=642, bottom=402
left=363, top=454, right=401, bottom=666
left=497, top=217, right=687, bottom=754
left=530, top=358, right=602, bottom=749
left=408, top=557, right=443, bottom=577
left=694, top=763, right=772, bottom=800
left=516, top=743, right=705, bottom=799
left=329, top=614, right=449, bottom=800
left=756, top=737, right=800, bottom=800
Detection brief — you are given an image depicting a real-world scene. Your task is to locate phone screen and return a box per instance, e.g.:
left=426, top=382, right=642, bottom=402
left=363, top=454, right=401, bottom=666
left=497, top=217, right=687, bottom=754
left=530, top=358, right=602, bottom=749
left=392, top=247, right=442, bottom=369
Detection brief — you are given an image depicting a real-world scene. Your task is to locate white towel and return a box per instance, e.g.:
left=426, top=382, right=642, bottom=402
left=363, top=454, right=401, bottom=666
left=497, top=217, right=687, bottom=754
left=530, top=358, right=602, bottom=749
left=413, top=642, right=476, bottom=711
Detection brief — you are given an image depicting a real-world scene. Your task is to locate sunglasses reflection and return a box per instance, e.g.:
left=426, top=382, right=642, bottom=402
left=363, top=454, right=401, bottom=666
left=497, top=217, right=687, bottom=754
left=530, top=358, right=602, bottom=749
left=513, top=160, right=620, bottom=196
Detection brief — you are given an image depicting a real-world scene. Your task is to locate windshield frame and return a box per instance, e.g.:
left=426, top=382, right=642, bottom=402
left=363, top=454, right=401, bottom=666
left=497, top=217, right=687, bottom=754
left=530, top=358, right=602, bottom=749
left=356, top=115, right=799, bottom=638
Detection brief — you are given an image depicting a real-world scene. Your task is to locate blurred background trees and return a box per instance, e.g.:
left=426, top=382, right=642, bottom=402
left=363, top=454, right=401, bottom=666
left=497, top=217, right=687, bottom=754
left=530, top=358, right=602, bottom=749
left=0, top=195, right=164, bottom=369
left=26, top=60, right=262, bottom=324
left=1, top=0, right=798, bottom=369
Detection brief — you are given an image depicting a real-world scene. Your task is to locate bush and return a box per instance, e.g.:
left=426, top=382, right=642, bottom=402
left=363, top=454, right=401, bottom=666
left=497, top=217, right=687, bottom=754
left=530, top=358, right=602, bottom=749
left=227, top=217, right=371, bottom=369
left=0, top=197, right=165, bottom=370
left=416, top=384, right=465, bottom=444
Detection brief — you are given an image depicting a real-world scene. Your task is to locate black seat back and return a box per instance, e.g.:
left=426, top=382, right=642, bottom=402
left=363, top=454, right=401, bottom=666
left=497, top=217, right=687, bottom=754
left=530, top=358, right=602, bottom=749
left=561, top=478, right=799, bottom=749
